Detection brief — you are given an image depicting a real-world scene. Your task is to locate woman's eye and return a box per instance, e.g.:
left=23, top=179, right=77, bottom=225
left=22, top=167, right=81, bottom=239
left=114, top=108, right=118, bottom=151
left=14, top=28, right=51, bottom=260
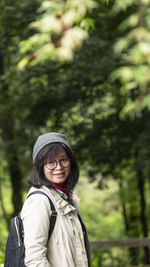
left=47, top=160, right=55, bottom=164
left=61, top=158, right=68, bottom=162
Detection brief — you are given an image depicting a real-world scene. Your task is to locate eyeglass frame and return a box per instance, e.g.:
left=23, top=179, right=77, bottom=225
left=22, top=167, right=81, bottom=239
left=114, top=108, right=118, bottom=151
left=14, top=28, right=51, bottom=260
left=45, top=158, right=71, bottom=170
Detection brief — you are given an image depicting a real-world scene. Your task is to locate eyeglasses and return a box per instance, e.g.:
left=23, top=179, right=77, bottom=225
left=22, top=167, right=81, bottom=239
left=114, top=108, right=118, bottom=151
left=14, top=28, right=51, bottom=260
left=45, top=158, right=70, bottom=170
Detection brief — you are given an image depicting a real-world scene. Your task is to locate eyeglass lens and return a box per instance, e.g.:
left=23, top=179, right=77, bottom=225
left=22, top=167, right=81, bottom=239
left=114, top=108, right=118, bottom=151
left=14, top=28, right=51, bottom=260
left=46, top=158, right=70, bottom=170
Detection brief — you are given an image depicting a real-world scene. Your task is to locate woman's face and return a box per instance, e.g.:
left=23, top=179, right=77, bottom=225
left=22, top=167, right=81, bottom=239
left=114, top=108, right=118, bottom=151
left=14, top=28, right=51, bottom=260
left=43, top=147, right=71, bottom=185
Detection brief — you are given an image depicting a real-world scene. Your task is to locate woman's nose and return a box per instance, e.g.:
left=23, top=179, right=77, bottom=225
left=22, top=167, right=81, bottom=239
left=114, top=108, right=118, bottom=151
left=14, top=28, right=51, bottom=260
left=55, top=161, right=63, bottom=169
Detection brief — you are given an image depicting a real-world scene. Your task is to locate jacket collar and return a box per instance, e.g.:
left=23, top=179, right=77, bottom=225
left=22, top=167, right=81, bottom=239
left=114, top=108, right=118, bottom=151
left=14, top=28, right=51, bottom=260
left=44, top=186, right=80, bottom=215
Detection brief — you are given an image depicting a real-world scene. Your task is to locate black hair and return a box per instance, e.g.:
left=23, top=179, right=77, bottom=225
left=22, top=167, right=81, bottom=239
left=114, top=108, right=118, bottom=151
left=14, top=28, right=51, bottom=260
left=27, top=143, right=79, bottom=190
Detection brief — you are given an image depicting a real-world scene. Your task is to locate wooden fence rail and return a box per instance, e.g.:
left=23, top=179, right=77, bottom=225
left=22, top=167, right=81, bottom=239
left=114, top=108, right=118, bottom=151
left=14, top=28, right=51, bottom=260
left=90, top=238, right=150, bottom=250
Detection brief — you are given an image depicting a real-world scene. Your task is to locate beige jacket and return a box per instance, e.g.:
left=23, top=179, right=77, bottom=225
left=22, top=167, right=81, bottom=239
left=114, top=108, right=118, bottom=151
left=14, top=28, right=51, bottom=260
left=21, top=186, right=91, bottom=267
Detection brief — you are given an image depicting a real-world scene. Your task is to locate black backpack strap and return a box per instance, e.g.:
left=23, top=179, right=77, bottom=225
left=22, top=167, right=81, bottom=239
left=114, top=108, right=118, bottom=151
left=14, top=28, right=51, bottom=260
left=77, top=213, right=86, bottom=235
left=27, top=190, right=57, bottom=240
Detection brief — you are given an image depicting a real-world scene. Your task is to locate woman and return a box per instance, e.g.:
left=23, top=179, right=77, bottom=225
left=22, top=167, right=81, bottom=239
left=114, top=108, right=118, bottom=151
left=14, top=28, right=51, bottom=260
left=21, top=132, right=91, bottom=267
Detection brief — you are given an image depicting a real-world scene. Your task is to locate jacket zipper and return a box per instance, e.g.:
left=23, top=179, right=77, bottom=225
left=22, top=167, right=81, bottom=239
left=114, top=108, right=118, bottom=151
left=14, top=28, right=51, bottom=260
left=14, top=217, right=21, bottom=246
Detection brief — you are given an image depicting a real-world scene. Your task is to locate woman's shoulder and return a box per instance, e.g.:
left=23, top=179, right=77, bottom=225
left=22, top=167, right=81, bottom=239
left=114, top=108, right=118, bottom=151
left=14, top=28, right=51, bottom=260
left=21, top=186, right=54, bottom=219
left=24, top=186, right=57, bottom=206
left=26, top=186, right=54, bottom=198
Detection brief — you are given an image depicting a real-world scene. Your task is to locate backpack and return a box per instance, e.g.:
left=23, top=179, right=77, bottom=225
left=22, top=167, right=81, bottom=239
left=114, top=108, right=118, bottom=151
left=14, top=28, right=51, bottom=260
left=4, top=191, right=57, bottom=267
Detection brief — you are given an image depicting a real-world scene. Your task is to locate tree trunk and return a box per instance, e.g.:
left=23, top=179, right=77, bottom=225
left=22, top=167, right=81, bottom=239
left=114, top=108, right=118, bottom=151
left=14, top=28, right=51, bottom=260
left=137, top=169, right=150, bottom=264
left=119, top=180, right=140, bottom=265
left=0, top=49, right=24, bottom=217
left=7, top=152, right=23, bottom=215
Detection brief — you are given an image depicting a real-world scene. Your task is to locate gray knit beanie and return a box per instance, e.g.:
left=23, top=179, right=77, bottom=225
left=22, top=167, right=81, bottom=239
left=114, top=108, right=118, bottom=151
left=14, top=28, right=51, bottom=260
left=33, top=132, right=71, bottom=162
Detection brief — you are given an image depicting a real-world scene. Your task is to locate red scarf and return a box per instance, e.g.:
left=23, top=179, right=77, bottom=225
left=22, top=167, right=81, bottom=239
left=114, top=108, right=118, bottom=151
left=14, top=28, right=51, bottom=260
left=52, top=184, right=71, bottom=201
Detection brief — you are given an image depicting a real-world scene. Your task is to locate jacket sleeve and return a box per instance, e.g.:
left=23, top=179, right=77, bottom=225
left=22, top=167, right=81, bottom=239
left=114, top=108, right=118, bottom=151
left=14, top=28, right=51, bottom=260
left=21, top=194, right=52, bottom=267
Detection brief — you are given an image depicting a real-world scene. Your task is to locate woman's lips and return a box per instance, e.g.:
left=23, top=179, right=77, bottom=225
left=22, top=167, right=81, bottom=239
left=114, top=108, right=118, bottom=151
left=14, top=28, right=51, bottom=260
left=53, top=173, right=64, bottom=178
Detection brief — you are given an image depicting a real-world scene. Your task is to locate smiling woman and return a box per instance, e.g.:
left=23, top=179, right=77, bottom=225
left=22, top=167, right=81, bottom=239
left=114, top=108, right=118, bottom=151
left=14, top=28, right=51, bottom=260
left=43, top=148, right=71, bottom=185
left=20, top=132, right=91, bottom=267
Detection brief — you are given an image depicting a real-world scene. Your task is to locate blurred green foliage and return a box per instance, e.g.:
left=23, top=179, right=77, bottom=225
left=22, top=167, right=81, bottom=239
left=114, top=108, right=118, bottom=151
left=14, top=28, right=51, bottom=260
left=18, top=0, right=97, bottom=67
left=1, top=0, right=150, bottom=266
left=111, top=0, right=150, bottom=116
